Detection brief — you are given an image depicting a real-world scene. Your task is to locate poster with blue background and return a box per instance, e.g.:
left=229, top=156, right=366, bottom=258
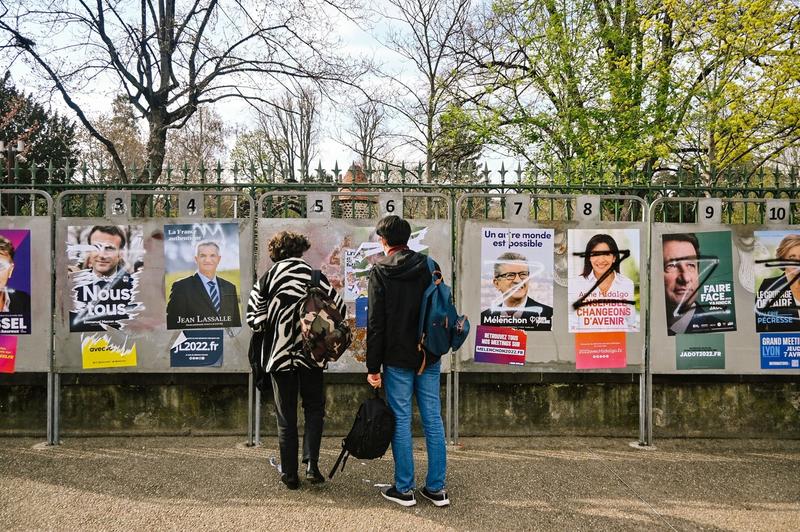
left=0, top=229, right=31, bottom=334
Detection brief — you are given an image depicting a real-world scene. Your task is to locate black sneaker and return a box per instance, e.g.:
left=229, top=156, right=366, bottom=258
left=419, top=486, right=450, bottom=507
left=381, top=486, right=417, bottom=507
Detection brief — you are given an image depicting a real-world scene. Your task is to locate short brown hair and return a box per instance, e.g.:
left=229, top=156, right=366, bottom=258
left=0, top=236, right=14, bottom=261
left=268, top=231, right=311, bottom=262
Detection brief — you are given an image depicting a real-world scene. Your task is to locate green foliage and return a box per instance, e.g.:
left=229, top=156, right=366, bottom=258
left=460, top=0, right=800, bottom=184
left=0, top=73, right=78, bottom=184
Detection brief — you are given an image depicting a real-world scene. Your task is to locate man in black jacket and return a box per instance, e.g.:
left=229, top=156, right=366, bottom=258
left=367, top=215, right=450, bottom=508
left=166, top=241, right=241, bottom=330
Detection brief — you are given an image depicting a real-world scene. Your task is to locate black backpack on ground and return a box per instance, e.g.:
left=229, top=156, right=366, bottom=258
left=328, top=389, right=395, bottom=479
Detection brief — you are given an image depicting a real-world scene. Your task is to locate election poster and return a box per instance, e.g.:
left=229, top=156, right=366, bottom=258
left=474, top=325, right=527, bottom=365
left=574, top=332, right=627, bottom=369
left=0, top=229, right=31, bottom=334
left=479, top=227, right=554, bottom=332
left=67, top=225, right=145, bottom=332
left=754, top=231, right=800, bottom=332
left=164, top=222, right=242, bottom=330
left=170, top=330, right=224, bottom=367
left=0, top=336, right=17, bottom=373
left=760, top=333, right=800, bottom=370
left=676, top=333, right=725, bottom=370
left=661, top=231, right=736, bottom=336
left=81, top=333, right=137, bottom=369
left=567, top=228, right=640, bottom=333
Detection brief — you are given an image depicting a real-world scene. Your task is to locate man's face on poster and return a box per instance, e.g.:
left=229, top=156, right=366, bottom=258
left=196, top=244, right=221, bottom=278
left=89, top=231, right=123, bottom=276
left=663, top=240, right=699, bottom=309
left=493, top=261, right=530, bottom=306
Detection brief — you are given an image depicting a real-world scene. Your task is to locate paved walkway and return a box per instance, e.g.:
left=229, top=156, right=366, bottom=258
left=1, top=436, right=798, bottom=530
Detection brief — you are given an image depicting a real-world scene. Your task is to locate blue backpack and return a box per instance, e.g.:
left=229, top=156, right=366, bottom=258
left=417, top=256, right=470, bottom=362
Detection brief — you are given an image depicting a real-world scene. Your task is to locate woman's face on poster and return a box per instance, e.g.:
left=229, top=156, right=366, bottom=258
left=781, top=244, right=800, bottom=277
left=0, top=251, right=14, bottom=290
left=589, top=242, right=614, bottom=277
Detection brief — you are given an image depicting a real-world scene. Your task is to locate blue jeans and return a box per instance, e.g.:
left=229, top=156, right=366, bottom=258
left=383, top=360, right=446, bottom=493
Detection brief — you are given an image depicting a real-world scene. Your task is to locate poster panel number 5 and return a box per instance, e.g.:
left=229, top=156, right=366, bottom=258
left=307, top=193, right=331, bottom=219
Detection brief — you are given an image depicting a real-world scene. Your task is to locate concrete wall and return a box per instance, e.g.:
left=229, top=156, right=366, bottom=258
left=0, top=373, right=798, bottom=438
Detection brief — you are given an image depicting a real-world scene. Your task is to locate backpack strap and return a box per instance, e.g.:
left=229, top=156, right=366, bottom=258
left=311, top=269, right=322, bottom=289
left=328, top=445, right=349, bottom=479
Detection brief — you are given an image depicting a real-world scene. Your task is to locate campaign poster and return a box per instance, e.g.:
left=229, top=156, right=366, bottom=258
left=676, top=333, right=725, bottom=370
left=760, top=334, right=800, bottom=370
left=170, top=330, right=224, bottom=367
left=753, top=231, right=800, bottom=332
left=661, top=231, right=736, bottom=336
left=164, top=222, right=242, bottom=330
left=67, top=225, right=145, bottom=332
left=81, top=333, right=137, bottom=369
left=0, top=336, right=18, bottom=373
left=0, top=229, right=31, bottom=334
left=479, top=228, right=554, bottom=331
left=474, top=325, right=527, bottom=365
left=574, top=332, right=627, bottom=369
left=567, top=229, right=640, bottom=333
left=343, top=248, right=368, bottom=302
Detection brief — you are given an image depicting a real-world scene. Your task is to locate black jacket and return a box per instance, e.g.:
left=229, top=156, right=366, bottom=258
left=366, top=249, right=434, bottom=374
left=166, top=273, right=241, bottom=330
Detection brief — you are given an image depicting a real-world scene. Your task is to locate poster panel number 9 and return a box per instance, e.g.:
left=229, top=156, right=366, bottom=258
left=698, top=198, right=721, bottom=225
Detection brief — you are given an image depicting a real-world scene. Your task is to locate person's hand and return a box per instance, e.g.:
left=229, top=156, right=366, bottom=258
left=367, top=373, right=382, bottom=389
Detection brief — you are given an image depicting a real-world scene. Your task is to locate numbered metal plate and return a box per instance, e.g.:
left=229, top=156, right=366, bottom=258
left=306, top=193, right=331, bottom=219
left=698, top=198, right=722, bottom=224
left=379, top=193, right=403, bottom=218
left=179, top=191, right=204, bottom=217
left=766, top=199, right=791, bottom=225
left=106, top=191, right=131, bottom=217
left=575, top=195, right=600, bottom=221
left=505, top=194, right=530, bottom=222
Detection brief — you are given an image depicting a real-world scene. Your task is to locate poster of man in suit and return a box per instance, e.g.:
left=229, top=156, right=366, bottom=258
left=67, top=225, right=145, bottom=332
left=164, top=222, right=242, bottom=330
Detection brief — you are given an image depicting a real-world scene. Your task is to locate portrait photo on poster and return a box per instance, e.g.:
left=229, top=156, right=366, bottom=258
left=661, top=230, right=737, bottom=336
left=479, top=227, right=554, bottom=331
left=754, top=231, right=800, bottom=333
left=0, top=229, right=32, bottom=334
left=567, top=228, right=640, bottom=333
left=164, top=222, right=242, bottom=330
left=67, top=225, right=145, bottom=332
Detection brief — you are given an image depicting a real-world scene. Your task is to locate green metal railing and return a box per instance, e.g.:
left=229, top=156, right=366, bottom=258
left=2, top=159, right=800, bottom=222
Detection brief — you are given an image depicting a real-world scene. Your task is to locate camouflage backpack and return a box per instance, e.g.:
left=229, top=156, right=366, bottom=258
left=298, top=270, right=352, bottom=363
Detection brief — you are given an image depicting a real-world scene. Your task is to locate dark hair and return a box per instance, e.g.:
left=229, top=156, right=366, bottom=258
left=0, top=235, right=15, bottom=261
left=375, top=215, right=411, bottom=246
left=268, top=231, right=311, bottom=262
left=88, top=225, right=127, bottom=249
left=581, top=233, right=620, bottom=278
left=662, top=233, right=700, bottom=257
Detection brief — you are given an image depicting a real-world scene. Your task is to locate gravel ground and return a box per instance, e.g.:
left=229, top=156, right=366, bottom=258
left=1, top=436, right=798, bottom=531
